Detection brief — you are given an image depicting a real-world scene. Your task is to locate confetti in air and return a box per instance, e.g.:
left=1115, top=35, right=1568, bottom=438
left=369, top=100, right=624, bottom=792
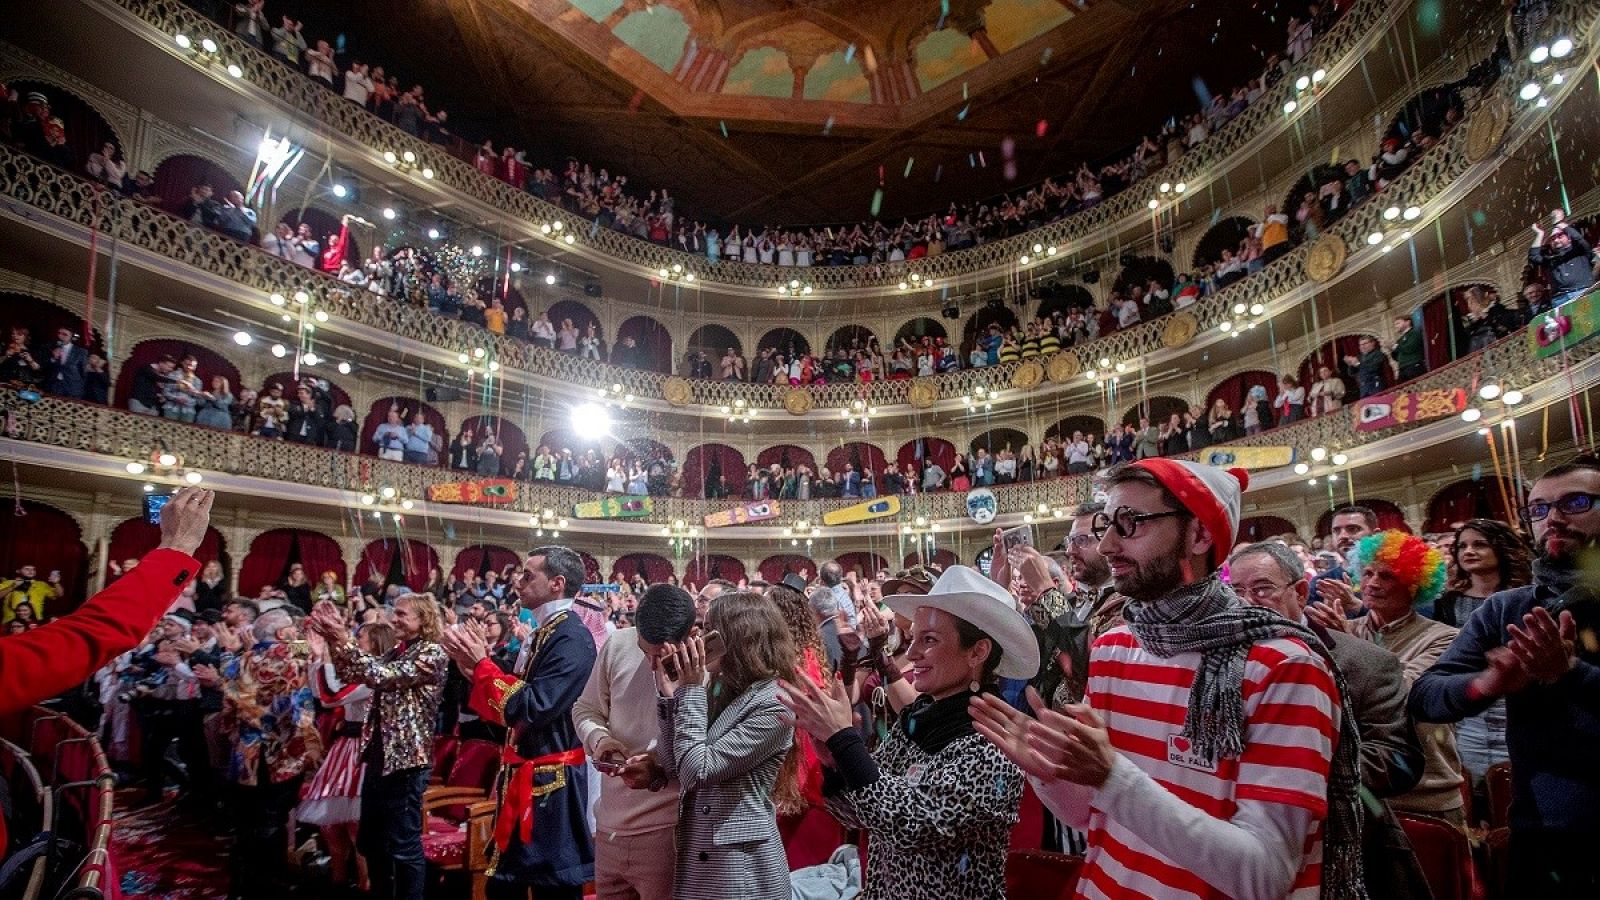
left=957, top=104, right=970, bottom=121
left=904, top=157, right=915, bottom=178
left=627, top=89, right=644, bottom=114
left=822, top=115, right=835, bottom=135
left=933, top=164, right=943, bottom=182
left=719, top=121, right=728, bottom=138
left=870, top=188, right=884, bottom=217
left=1036, top=119, right=1048, bottom=138
left=1040, top=47, right=1053, bottom=65
left=844, top=44, right=855, bottom=62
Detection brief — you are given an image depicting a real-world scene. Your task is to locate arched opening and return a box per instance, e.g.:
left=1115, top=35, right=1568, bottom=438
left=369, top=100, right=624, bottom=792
left=613, top=553, right=675, bottom=584
left=895, top=438, right=957, bottom=474
left=262, top=371, right=353, bottom=413
left=152, top=153, right=247, bottom=219
left=536, top=428, right=606, bottom=462
left=458, top=415, right=530, bottom=475
left=237, top=528, right=346, bottom=600
left=544, top=299, right=602, bottom=346
left=1044, top=415, right=1107, bottom=443
left=452, top=544, right=522, bottom=581
left=970, top=427, right=1029, bottom=457
left=1112, top=255, right=1174, bottom=296
left=277, top=206, right=359, bottom=268
left=361, top=396, right=448, bottom=465
left=7, top=80, right=122, bottom=176
left=615, top=315, right=673, bottom=373
left=892, top=318, right=948, bottom=348
left=1418, top=283, right=1500, bottom=369
left=1205, top=370, right=1280, bottom=418
left=0, top=500, right=89, bottom=612
left=354, top=537, right=440, bottom=592
left=756, top=444, right=817, bottom=473
left=114, top=339, right=243, bottom=411
left=1280, top=163, right=1348, bottom=227
left=1315, top=500, right=1411, bottom=538
left=1238, top=516, right=1299, bottom=543
left=682, top=443, right=747, bottom=498
left=1425, top=477, right=1520, bottom=533
left=1121, top=395, right=1189, bottom=427
left=962, top=306, right=1019, bottom=359
left=684, top=554, right=746, bottom=589
left=621, top=437, right=674, bottom=469
left=825, top=325, right=878, bottom=356
left=687, top=324, right=743, bottom=369
left=109, top=516, right=228, bottom=583
left=902, top=548, right=958, bottom=570
left=1298, top=335, right=1375, bottom=400
left=1385, top=85, right=1465, bottom=148
left=1192, top=217, right=1256, bottom=269
left=757, top=554, right=814, bottom=584
left=1033, top=284, right=1096, bottom=322
left=0, top=293, right=103, bottom=360
left=825, top=442, right=889, bottom=479
left=757, top=327, right=810, bottom=359
left=834, top=552, right=889, bottom=580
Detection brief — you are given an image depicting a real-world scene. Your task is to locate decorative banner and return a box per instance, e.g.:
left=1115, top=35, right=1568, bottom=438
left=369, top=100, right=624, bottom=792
left=1204, top=446, right=1296, bottom=469
left=1528, top=290, right=1599, bottom=359
left=1354, top=387, right=1469, bottom=432
left=966, top=488, right=998, bottom=524
left=571, top=495, right=653, bottom=519
left=822, top=495, right=902, bottom=527
left=425, top=479, right=518, bottom=505
left=703, top=501, right=781, bottom=528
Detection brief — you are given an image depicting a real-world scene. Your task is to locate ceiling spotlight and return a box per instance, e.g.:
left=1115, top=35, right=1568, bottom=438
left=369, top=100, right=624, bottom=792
left=157, top=452, right=178, bottom=467
left=552, top=220, right=564, bottom=231
left=658, top=267, right=669, bottom=277
left=401, top=499, right=414, bottom=510
left=1327, top=473, right=1339, bottom=482
left=421, top=167, right=434, bottom=179
left=1147, top=199, right=1159, bottom=210
left=510, top=262, right=522, bottom=273
left=381, top=486, right=397, bottom=499
left=360, top=493, right=375, bottom=505
left=458, top=352, right=469, bottom=364
left=402, top=150, right=416, bottom=164
left=545, top=273, right=557, bottom=285
left=1384, top=206, right=1401, bottom=220
left=1283, top=100, right=1297, bottom=114
left=488, top=361, right=500, bottom=372
left=1479, top=383, right=1502, bottom=400
left=473, top=347, right=486, bottom=359
left=1503, top=389, right=1525, bottom=405
left=126, top=461, right=146, bottom=474
left=175, top=33, right=191, bottom=49
left=1020, top=255, right=1030, bottom=264
left=381, top=207, right=396, bottom=221
left=563, top=234, right=575, bottom=244
left=1219, top=321, right=1233, bottom=332
left=337, top=361, right=352, bottom=375
left=1530, top=45, right=1550, bottom=64
left=1461, top=407, right=1483, bottom=423
left=200, top=37, right=218, bottom=54
left=1331, top=452, right=1349, bottom=466
left=302, top=351, right=319, bottom=366
left=294, top=290, right=309, bottom=304
left=1551, top=37, right=1574, bottom=58
left=898, top=281, right=908, bottom=290
left=1520, top=82, right=1542, bottom=101
left=1403, top=206, right=1422, bottom=220
left=226, top=63, right=243, bottom=78
left=269, top=292, right=286, bottom=306
left=184, top=471, right=204, bottom=484
left=1233, top=302, right=1247, bottom=315
left=1158, top=182, right=1171, bottom=193
left=1308, top=477, right=1318, bottom=486
left=314, top=310, right=329, bottom=322
left=383, top=150, right=397, bottom=164
left=570, top=402, right=612, bottom=438
left=233, top=331, right=252, bottom=346
left=427, top=227, right=440, bottom=240
left=1293, top=462, right=1310, bottom=475
left=684, top=273, right=695, bottom=282
left=1249, top=303, right=1265, bottom=316
left=470, top=245, right=484, bottom=257
left=1311, top=447, right=1328, bottom=461
left=1367, top=231, right=1384, bottom=245
left=143, top=483, right=154, bottom=493
left=270, top=343, right=287, bottom=358
left=1312, top=68, right=1326, bottom=83
left=332, top=183, right=348, bottom=198
left=1294, top=75, right=1310, bottom=91
left=1174, top=182, right=1186, bottom=193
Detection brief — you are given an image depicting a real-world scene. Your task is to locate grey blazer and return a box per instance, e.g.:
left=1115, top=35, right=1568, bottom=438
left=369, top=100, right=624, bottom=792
left=657, top=678, right=792, bottom=900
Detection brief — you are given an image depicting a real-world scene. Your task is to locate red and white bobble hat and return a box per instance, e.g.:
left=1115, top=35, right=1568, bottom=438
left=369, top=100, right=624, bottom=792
left=1129, top=459, right=1250, bottom=567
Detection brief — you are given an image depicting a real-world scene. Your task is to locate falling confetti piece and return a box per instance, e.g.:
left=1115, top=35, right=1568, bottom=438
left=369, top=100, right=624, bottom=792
left=957, top=104, right=970, bottom=121
left=1001, top=137, right=1016, bottom=159
left=903, top=157, right=915, bottom=178
left=719, top=121, right=728, bottom=138
left=1035, top=119, right=1048, bottom=138
left=962, top=82, right=969, bottom=100
left=844, top=44, right=855, bottom=62
left=1040, top=47, right=1053, bottom=65
left=878, top=165, right=885, bottom=185
left=968, top=153, right=976, bottom=168
left=933, top=164, right=943, bottom=182
left=627, top=89, right=645, bottom=114
left=822, top=115, right=835, bottom=135
left=978, top=151, right=987, bottom=167
left=870, top=188, right=884, bottom=217
left=1004, top=161, right=1017, bottom=181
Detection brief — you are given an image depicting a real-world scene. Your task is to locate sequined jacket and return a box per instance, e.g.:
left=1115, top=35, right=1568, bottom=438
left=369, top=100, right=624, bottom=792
left=331, top=637, right=448, bottom=776
left=220, top=640, right=322, bottom=785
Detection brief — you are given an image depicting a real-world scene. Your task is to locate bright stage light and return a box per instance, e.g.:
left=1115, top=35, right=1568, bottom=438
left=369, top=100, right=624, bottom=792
left=570, top=403, right=611, bottom=438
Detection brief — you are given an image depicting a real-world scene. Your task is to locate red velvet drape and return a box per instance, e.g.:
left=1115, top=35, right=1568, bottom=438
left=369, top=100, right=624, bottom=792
left=903, top=548, right=959, bottom=570
left=615, top=316, right=673, bottom=373
left=825, top=442, right=889, bottom=478
left=576, top=552, right=603, bottom=585
left=682, top=444, right=748, bottom=498
left=460, top=416, right=528, bottom=470
left=1238, top=516, right=1299, bottom=542
left=758, top=554, right=814, bottom=584
left=1425, top=478, right=1517, bottom=533
left=263, top=371, right=353, bottom=411
left=453, top=544, right=521, bottom=581
left=237, top=529, right=296, bottom=598
left=355, top=538, right=438, bottom=591
left=1205, top=370, right=1279, bottom=414
left=684, top=555, right=746, bottom=589
left=835, top=552, right=889, bottom=580
left=612, top=553, right=674, bottom=584
left=113, top=340, right=243, bottom=409
left=107, top=517, right=226, bottom=579
left=9, top=81, right=120, bottom=176
left=151, top=154, right=246, bottom=215
left=0, top=501, right=88, bottom=614
left=361, top=396, right=448, bottom=464
left=1420, top=291, right=1463, bottom=371
left=294, top=531, right=348, bottom=588
left=756, top=444, right=817, bottom=473
left=895, top=438, right=957, bottom=473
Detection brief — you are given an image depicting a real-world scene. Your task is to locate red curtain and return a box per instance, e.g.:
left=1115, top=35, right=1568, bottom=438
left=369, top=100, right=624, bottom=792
left=263, top=371, right=353, bottom=411
left=682, top=444, right=748, bottom=498
left=969, top=429, right=1028, bottom=456
left=684, top=554, right=746, bottom=588
left=758, top=554, right=814, bottom=583
left=0, top=501, right=88, bottom=614
left=0, top=293, right=102, bottom=355
left=1426, top=478, right=1516, bottom=533
left=756, top=444, right=817, bottom=473
left=1122, top=396, right=1188, bottom=428
left=460, top=416, right=528, bottom=469
left=355, top=538, right=438, bottom=590
left=1299, top=336, right=1372, bottom=398
left=896, top=438, right=956, bottom=473
left=615, top=316, right=673, bottom=373
left=151, top=154, right=245, bottom=215
left=825, top=442, right=889, bottom=478
left=903, top=548, right=958, bottom=570
left=294, top=531, right=348, bottom=587
left=613, top=553, right=674, bottom=584
left=835, top=552, right=889, bottom=580
left=237, top=529, right=296, bottom=598
left=1205, top=370, right=1279, bottom=415
left=453, top=544, right=521, bottom=581
left=360, top=396, right=448, bottom=464
left=1315, top=499, right=1412, bottom=537
left=576, top=552, right=603, bottom=585
left=108, top=516, right=226, bottom=577
left=10, top=81, right=120, bottom=175
left=113, top=340, right=244, bottom=409
left=1419, top=291, right=1464, bottom=370
left=1238, top=516, right=1299, bottom=542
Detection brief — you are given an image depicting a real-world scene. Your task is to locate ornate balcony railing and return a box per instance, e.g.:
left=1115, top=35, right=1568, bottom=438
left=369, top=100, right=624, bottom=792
left=111, top=0, right=1399, bottom=291
left=5, top=294, right=1596, bottom=532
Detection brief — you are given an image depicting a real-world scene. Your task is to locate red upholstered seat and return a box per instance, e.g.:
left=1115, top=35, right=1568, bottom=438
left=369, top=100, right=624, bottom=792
left=780, top=804, right=847, bottom=870
left=1005, top=849, right=1083, bottom=900
left=1009, top=782, right=1046, bottom=850
left=422, top=817, right=467, bottom=866
left=433, top=735, right=460, bottom=778
left=1397, top=812, right=1479, bottom=900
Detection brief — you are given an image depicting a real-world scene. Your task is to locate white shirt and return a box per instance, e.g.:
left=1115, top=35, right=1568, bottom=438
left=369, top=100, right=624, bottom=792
left=343, top=69, right=373, bottom=105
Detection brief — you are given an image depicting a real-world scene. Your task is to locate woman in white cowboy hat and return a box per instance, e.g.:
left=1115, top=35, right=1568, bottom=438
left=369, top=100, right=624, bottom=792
left=780, top=565, right=1039, bottom=900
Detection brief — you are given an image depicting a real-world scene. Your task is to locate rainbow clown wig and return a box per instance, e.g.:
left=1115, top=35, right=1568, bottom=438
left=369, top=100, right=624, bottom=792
left=1350, top=530, right=1448, bottom=608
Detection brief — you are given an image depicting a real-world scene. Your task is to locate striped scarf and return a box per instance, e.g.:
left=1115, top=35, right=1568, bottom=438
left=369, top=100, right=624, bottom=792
left=1126, top=575, right=1366, bottom=899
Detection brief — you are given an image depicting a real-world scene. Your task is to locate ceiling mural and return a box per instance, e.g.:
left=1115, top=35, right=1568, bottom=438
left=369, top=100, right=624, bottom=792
left=803, top=49, right=872, bottom=104
left=612, top=6, right=692, bottom=73
left=723, top=46, right=792, bottom=98
left=913, top=28, right=989, bottom=92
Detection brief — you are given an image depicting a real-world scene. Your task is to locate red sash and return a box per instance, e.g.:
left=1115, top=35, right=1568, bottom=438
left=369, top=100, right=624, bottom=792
left=493, top=747, right=586, bottom=853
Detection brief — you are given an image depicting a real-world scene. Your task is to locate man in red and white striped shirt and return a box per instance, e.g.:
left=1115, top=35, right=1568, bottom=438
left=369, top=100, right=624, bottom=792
left=974, top=460, right=1362, bottom=899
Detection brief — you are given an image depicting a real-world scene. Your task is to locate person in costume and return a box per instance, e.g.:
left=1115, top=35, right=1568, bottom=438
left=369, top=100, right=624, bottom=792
left=442, top=545, right=598, bottom=900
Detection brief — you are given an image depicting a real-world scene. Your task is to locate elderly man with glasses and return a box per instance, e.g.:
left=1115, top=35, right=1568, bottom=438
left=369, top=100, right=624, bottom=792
left=1412, top=455, right=1600, bottom=897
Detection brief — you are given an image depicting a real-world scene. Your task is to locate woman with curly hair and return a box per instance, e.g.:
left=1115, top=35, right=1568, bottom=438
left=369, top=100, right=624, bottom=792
left=1434, top=518, right=1533, bottom=789
left=1309, top=529, right=1467, bottom=824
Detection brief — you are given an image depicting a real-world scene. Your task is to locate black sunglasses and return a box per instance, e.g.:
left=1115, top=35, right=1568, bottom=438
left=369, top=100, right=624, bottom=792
left=1523, top=492, right=1600, bottom=522
left=1092, top=507, right=1185, bottom=540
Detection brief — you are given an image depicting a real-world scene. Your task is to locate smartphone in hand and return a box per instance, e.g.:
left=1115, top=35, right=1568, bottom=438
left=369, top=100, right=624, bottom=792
left=1000, top=523, right=1035, bottom=554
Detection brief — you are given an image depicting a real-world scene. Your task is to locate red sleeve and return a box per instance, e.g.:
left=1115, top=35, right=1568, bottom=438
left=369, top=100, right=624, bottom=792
left=0, top=548, right=198, bottom=715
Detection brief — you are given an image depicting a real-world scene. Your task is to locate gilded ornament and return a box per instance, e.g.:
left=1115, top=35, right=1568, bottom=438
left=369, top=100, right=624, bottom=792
left=1304, top=234, right=1347, bottom=282
left=783, top=387, right=814, bottom=415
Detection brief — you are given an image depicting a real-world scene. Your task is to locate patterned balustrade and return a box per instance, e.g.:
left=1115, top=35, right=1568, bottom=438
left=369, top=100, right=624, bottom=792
left=111, top=0, right=1398, bottom=291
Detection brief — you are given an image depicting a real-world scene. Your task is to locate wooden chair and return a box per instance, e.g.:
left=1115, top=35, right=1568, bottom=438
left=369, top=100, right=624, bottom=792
left=420, top=739, right=501, bottom=900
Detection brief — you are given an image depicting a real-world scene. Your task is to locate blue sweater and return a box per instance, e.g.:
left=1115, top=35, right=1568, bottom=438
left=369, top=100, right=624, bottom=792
left=1409, top=581, right=1600, bottom=833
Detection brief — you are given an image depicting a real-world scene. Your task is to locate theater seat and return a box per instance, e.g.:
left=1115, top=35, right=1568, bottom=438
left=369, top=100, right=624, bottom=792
left=1484, top=762, right=1512, bottom=830
left=430, top=735, right=460, bottom=785
left=1005, top=849, right=1083, bottom=900
left=1397, top=811, right=1480, bottom=900
left=421, top=739, right=502, bottom=900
